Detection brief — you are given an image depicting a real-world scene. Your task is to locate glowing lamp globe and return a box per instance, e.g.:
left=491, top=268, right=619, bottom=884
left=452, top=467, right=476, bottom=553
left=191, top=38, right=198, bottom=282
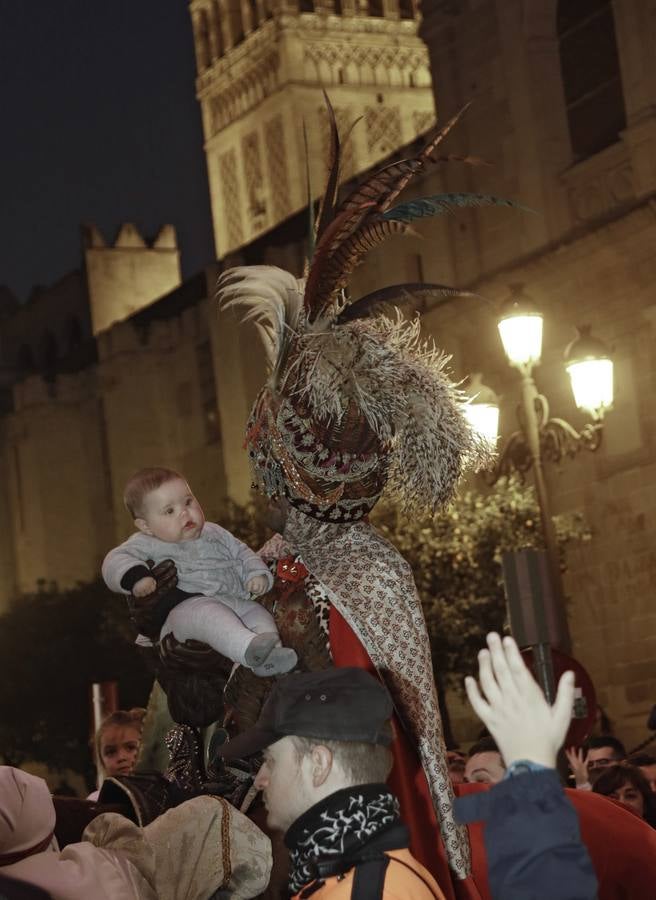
left=463, top=373, right=500, bottom=447
left=564, top=327, right=613, bottom=419
left=497, top=284, right=544, bottom=369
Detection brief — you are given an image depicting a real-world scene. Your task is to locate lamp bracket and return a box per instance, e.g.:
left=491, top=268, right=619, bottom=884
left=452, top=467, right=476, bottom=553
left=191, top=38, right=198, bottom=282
left=485, top=392, right=603, bottom=485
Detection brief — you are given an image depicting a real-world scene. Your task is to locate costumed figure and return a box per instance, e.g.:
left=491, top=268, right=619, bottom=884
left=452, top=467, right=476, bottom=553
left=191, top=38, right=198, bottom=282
left=214, top=102, right=521, bottom=897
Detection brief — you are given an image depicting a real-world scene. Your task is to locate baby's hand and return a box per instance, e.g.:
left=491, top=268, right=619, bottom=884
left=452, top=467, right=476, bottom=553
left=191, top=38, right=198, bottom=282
left=247, top=574, right=269, bottom=596
left=133, top=576, right=157, bottom=598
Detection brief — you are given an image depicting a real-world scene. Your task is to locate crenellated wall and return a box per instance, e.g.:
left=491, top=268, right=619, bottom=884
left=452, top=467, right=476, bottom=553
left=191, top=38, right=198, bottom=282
left=84, top=223, right=182, bottom=336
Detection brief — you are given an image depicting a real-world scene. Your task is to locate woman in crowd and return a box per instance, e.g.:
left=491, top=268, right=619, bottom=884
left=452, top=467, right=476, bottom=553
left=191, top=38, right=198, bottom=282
left=592, top=764, right=656, bottom=827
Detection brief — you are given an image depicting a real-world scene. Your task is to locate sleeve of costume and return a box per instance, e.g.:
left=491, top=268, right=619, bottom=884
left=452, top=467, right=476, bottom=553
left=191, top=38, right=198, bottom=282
left=85, top=797, right=272, bottom=900
left=455, top=770, right=598, bottom=900
left=101, top=534, right=157, bottom=595
left=205, top=522, right=274, bottom=591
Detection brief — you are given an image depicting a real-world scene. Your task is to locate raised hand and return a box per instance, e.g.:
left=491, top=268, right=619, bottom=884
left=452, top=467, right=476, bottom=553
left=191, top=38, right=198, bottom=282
left=564, top=746, right=590, bottom=786
left=464, top=633, right=575, bottom=770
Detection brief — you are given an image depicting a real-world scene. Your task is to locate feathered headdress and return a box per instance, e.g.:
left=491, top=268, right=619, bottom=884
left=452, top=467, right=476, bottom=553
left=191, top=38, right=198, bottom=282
left=218, top=100, right=521, bottom=522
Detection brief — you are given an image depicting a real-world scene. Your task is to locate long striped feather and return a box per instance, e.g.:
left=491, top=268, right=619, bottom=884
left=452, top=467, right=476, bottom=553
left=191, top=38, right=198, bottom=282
left=382, top=192, right=532, bottom=223
left=336, top=282, right=482, bottom=324
left=314, top=92, right=341, bottom=246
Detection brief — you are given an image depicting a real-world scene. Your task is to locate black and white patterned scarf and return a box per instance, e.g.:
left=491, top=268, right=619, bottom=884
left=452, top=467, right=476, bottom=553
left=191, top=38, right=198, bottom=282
left=285, top=783, right=400, bottom=894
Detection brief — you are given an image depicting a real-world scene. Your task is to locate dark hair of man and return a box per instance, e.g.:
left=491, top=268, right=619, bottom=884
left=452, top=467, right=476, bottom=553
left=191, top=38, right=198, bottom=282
left=467, top=736, right=501, bottom=758
left=290, top=736, right=393, bottom=785
left=585, top=735, right=626, bottom=759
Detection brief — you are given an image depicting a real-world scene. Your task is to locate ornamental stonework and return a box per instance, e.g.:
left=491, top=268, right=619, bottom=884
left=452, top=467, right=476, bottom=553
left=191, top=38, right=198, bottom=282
left=218, top=148, right=244, bottom=247
left=413, top=110, right=436, bottom=135
left=365, top=105, right=402, bottom=154
left=242, top=131, right=267, bottom=229
left=264, top=115, right=292, bottom=222
left=303, top=41, right=428, bottom=87
left=207, top=49, right=280, bottom=135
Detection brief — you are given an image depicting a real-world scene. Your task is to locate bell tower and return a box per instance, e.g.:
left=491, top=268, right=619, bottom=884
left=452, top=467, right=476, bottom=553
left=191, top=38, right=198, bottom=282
left=189, top=0, right=435, bottom=259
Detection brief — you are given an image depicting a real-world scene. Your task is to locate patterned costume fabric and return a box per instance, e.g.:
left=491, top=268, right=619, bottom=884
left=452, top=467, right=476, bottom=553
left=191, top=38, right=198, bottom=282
left=284, top=508, right=470, bottom=878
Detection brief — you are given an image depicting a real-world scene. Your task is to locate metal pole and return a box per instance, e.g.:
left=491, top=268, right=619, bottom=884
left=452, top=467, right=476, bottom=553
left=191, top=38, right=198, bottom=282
left=519, top=371, right=573, bottom=655
left=91, top=681, right=119, bottom=790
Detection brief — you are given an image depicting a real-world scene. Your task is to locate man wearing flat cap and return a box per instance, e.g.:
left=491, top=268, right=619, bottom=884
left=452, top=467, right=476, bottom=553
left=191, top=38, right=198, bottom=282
left=218, top=667, right=445, bottom=900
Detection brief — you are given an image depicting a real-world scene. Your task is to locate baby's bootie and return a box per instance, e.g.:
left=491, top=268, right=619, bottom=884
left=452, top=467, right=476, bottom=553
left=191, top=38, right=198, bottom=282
left=244, top=632, right=298, bottom=677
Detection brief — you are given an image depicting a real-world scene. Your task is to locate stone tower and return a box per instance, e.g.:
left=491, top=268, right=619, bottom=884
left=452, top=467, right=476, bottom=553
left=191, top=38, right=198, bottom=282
left=84, top=223, right=182, bottom=336
left=189, top=0, right=435, bottom=259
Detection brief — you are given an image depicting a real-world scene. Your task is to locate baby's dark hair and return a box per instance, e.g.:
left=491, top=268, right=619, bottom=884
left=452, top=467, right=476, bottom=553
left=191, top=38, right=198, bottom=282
left=124, top=467, right=185, bottom=518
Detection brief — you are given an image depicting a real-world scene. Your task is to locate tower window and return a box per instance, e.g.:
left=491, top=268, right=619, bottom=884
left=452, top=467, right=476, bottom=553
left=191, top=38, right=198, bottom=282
left=558, top=0, right=626, bottom=161
left=196, top=9, right=211, bottom=71
left=212, top=1, right=224, bottom=58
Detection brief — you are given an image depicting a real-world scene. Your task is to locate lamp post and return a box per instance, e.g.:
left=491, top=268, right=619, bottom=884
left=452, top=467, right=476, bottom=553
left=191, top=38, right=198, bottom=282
left=465, top=284, right=614, bottom=659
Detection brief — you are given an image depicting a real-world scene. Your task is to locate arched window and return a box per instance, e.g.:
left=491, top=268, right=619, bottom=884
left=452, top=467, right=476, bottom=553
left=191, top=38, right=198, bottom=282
left=399, top=0, right=414, bottom=19
left=196, top=10, right=211, bottom=71
left=249, top=0, right=259, bottom=30
left=558, top=0, right=626, bottom=161
left=230, top=1, right=245, bottom=46
left=368, top=0, right=384, bottom=16
left=212, top=1, right=224, bottom=58
left=300, top=0, right=315, bottom=11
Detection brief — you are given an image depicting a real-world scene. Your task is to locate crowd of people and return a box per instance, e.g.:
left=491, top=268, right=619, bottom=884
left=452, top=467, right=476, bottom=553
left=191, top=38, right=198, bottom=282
left=452, top=727, right=656, bottom=829
left=2, top=632, right=656, bottom=899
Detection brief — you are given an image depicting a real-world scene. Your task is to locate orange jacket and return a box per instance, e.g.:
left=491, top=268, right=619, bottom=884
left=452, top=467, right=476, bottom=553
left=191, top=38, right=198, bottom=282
left=290, top=847, right=446, bottom=899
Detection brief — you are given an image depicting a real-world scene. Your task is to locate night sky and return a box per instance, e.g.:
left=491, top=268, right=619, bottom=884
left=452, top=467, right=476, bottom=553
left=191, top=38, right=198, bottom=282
left=0, top=1, right=214, bottom=301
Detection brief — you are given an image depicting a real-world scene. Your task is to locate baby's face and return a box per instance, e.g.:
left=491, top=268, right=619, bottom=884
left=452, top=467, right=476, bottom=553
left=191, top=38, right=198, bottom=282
left=136, top=477, right=205, bottom=543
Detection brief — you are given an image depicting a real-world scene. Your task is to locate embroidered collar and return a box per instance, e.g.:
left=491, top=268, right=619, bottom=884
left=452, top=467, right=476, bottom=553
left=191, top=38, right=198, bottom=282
left=285, top=783, right=400, bottom=894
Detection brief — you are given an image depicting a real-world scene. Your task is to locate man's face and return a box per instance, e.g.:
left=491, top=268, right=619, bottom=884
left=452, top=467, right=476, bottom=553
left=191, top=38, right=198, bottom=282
left=464, top=751, right=506, bottom=785
left=254, top=736, right=314, bottom=833
left=587, top=746, right=623, bottom=780
left=137, top=478, right=205, bottom=543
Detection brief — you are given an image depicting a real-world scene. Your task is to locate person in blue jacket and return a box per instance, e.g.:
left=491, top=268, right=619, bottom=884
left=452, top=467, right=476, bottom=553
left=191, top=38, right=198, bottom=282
left=456, top=633, right=599, bottom=900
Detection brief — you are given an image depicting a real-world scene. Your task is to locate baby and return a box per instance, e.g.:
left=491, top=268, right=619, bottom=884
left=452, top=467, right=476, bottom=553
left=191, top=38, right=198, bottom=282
left=102, top=467, right=297, bottom=677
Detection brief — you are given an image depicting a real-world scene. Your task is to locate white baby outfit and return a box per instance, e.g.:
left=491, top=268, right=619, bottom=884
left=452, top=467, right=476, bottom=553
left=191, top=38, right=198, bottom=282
left=102, top=522, right=277, bottom=666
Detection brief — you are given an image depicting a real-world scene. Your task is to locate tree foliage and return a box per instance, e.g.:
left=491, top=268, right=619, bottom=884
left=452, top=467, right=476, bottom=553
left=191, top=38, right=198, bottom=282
left=371, top=476, right=590, bottom=687
left=0, top=581, right=150, bottom=775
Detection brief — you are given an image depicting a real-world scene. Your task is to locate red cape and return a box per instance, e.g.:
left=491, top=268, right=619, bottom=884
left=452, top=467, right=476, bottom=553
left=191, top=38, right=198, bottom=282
left=331, top=608, right=656, bottom=900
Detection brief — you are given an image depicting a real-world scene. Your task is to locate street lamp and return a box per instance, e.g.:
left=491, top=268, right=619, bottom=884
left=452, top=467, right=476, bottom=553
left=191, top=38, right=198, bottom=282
left=467, top=284, right=614, bottom=656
